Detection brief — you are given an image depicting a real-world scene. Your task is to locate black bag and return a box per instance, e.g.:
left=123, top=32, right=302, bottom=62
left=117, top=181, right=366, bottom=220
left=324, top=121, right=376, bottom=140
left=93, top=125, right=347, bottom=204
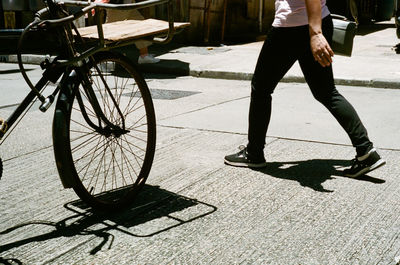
left=331, top=14, right=357, bottom=57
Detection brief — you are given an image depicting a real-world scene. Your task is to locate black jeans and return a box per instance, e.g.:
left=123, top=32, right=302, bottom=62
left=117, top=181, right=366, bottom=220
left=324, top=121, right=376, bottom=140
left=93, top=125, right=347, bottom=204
left=247, top=15, right=372, bottom=157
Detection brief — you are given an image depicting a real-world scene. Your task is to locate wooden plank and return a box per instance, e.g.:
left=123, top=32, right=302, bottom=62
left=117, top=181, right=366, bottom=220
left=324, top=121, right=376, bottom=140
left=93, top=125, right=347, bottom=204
left=77, top=19, right=190, bottom=42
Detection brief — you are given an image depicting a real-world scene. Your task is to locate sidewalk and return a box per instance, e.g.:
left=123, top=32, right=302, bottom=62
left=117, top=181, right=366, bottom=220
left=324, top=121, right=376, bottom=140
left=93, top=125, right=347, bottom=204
left=2, top=20, right=400, bottom=88
left=1, top=70, right=400, bottom=264
left=141, top=19, right=400, bottom=89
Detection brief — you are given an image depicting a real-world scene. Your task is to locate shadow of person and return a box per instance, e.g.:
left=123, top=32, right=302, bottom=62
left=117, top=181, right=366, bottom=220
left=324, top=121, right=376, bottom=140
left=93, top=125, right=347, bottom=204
left=253, top=159, right=385, bottom=193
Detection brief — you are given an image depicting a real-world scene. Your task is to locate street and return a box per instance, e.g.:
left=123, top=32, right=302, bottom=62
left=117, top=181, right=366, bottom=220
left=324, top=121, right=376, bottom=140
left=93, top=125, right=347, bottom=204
left=1, top=64, right=400, bottom=264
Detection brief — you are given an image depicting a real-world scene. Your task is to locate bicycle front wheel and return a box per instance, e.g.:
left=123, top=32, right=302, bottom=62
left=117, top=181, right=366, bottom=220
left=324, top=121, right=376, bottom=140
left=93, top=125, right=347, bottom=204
left=53, top=51, right=156, bottom=211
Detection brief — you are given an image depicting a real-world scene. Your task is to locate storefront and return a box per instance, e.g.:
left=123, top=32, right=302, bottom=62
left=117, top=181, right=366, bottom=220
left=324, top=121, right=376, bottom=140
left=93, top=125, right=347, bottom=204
left=184, top=0, right=275, bottom=43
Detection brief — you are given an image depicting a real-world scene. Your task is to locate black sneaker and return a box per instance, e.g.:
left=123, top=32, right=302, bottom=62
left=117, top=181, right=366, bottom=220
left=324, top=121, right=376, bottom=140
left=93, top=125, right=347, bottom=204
left=344, top=148, right=386, bottom=178
left=224, top=145, right=267, bottom=168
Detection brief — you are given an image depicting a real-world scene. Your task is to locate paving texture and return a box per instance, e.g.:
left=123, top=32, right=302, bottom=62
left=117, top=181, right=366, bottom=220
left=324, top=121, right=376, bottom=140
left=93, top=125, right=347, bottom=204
left=1, top=72, right=400, bottom=264
left=1, top=18, right=400, bottom=265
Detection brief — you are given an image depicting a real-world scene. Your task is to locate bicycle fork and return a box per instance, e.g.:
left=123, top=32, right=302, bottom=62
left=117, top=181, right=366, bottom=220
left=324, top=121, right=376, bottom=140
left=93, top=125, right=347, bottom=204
left=75, top=65, right=129, bottom=137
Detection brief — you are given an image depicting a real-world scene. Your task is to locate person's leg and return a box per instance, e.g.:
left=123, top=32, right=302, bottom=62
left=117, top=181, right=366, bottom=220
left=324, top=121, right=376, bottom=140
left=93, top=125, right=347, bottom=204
left=139, top=47, right=149, bottom=56
left=247, top=27, right=300, bottom=157
left=298, top=16, right=385, bottom=177
left=299, top=16, right=372, bottom=156
left=135, top=40, right=160, bottom=64
left=225, top=27, right=298, bottom=167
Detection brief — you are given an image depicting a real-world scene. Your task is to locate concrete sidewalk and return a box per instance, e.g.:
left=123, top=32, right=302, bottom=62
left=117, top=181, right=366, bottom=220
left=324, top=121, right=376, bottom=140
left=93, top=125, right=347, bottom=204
left=141, top=19, right=400, bottom=89
left=2, top=20, right=400, bottom=88
left=1, top=73, right=400, bottom=264
left=1, top=19, right=400, bottom=264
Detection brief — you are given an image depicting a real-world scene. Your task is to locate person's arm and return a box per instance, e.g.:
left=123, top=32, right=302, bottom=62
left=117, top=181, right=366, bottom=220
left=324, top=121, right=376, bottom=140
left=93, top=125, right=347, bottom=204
left=305, top=0, right=334, bottom=67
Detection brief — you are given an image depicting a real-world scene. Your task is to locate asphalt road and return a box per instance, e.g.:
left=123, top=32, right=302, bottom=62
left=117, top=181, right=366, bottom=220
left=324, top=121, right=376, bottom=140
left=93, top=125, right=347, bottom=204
left=0, top=64, right=400, bottom=264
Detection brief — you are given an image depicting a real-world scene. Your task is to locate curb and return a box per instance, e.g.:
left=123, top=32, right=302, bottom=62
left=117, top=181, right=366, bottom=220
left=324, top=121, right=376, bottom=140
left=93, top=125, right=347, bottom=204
left=189, top=70, right=400, bottom=89
left=3, top=54, right=400, bottom=89
left=1, top=54, right=47, bottom=65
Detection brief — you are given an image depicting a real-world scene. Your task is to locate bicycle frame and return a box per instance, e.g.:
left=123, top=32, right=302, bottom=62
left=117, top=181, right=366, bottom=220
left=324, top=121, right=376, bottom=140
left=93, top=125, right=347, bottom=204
left=0, top=65, right=65, bottom=143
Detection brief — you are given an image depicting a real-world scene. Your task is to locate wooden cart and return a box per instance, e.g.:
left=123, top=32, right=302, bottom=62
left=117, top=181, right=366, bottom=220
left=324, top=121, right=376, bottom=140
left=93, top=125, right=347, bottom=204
left=0, top=0, right=190, bottom=55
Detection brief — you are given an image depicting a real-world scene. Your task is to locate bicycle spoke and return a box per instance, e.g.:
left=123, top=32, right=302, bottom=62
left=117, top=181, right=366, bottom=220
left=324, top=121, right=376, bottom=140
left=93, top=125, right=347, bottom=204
left=109, top=138, right=128, bottom=188
left=72, top=105, right=96, bottom=119
left=124, top=132, right=147, bottom=143
left=71, top=133, right=101, bottom=152
left=121, top=134, right=145, bottom=169
left=128, top=113, right=147, bottom=131
left=127, top=126, right=149, bottom=134
left=123, top=88, right=142, bottom=117
left=75, top=136, right=107, bottom=179
left=125, top=102, right=145, bottom=117
left=119, top=143, right=139, bottom=179
left=71, top=118, right=96, bottom=132
left=70, top=129, right=94, bottom=136
left=120, top=135, right=147, bottom=155
left=124, top=96, right=143, bottom=117
left=69, top=131, right=98, bottom=146
left=101, top=141, right=115, bottom=193
left=88, top=137, right=109, bottom=193
left=71, top=140, right=103, bottom=164
left=92, top=74, right=114, bottom=121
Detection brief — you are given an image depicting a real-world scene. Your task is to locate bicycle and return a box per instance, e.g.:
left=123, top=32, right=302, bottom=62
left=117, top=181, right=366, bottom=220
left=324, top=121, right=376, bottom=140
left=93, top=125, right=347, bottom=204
left=0, top=0, right=188, bottom=211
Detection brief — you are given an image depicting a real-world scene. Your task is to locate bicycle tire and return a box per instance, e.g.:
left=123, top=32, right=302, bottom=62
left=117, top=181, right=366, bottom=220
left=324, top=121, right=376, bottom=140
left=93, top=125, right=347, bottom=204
left=53, top=51, right=156, bottom=211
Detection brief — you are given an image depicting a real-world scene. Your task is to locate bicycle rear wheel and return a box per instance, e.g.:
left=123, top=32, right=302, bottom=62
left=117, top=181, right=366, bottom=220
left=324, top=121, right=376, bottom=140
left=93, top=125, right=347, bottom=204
left=53, top=51, right=156, bottom=211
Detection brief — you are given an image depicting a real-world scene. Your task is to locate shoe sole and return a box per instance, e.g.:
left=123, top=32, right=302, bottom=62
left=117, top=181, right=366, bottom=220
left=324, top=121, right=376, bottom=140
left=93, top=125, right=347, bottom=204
left=345, top=159, right=386, bottom=178
left=224, top=159, right=267, bottom=168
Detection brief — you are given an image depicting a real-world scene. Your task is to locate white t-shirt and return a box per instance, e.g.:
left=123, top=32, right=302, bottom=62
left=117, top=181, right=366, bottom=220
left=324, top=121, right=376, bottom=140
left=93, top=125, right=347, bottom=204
left=272, top=0, right=330, bottom=27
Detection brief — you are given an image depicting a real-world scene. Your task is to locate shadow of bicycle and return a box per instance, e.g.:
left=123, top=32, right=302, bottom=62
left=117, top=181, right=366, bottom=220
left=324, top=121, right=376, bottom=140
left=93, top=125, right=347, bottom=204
left=0, top=185, right=217, bottom=258
left=0, top=257, right=22, bottom=265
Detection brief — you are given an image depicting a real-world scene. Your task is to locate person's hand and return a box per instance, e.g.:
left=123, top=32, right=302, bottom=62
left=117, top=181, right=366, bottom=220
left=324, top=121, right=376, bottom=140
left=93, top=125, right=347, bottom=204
left=310, top=33, right=334, bottom=67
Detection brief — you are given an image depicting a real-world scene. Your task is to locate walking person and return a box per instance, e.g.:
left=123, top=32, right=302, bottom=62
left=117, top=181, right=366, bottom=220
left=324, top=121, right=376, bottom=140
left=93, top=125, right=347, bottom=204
left=224, top=0, right=385, bottom=178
